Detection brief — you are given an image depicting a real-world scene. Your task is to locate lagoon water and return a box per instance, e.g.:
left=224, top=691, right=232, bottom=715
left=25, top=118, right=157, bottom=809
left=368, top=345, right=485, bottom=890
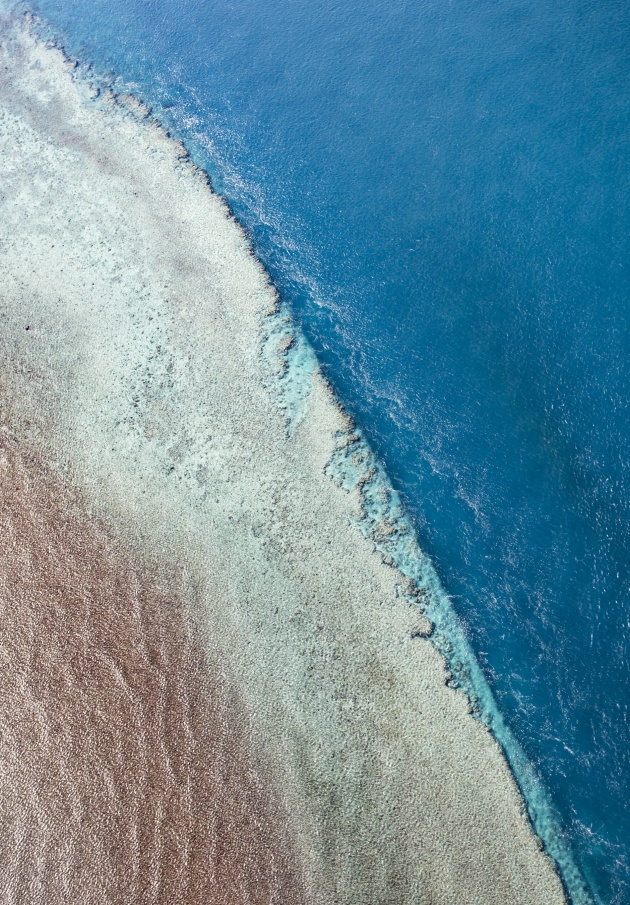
left=14, top=0, right=630, bottom=900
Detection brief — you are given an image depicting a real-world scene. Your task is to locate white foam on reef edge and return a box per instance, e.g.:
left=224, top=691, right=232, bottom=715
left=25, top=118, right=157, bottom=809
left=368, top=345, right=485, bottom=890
left=260, top=185, right=596, bottom=905
left=265, top=309, right=596, bottom=905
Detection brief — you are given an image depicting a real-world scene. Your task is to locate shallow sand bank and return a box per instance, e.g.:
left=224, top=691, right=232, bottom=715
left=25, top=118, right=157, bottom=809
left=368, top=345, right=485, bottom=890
left=0, top=13, right=567, bottom=904
left=0, top=435, right=304, bottom=904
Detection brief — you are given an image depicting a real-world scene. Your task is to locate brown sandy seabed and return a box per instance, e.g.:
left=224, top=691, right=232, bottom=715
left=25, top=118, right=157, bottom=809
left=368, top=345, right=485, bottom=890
left=0, top=10, right=571, bottom=905
left=0, top=434, right=305, bottom=904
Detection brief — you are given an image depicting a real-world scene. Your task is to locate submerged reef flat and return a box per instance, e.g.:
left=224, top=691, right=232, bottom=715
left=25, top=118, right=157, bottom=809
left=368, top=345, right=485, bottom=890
left=0, top=14, right=567, bottom=905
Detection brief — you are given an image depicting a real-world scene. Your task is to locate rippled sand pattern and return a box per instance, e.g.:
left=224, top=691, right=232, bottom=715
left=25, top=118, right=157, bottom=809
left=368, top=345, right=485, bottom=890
left=0, top=437, right=303, bottom=905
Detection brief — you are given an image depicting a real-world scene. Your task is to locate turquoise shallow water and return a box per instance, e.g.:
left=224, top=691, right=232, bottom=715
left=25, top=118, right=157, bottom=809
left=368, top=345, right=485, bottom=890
left=11, top=0, right=630, bottom=901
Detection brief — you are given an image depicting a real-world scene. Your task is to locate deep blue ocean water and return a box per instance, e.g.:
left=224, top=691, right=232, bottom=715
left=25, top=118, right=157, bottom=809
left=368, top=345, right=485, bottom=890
left=13, top=0, right=629, bottom=900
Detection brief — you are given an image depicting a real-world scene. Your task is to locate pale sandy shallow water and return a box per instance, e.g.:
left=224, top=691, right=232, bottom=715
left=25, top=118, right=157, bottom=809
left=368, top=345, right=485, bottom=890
left=0, top=12, right=570, bottom=903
